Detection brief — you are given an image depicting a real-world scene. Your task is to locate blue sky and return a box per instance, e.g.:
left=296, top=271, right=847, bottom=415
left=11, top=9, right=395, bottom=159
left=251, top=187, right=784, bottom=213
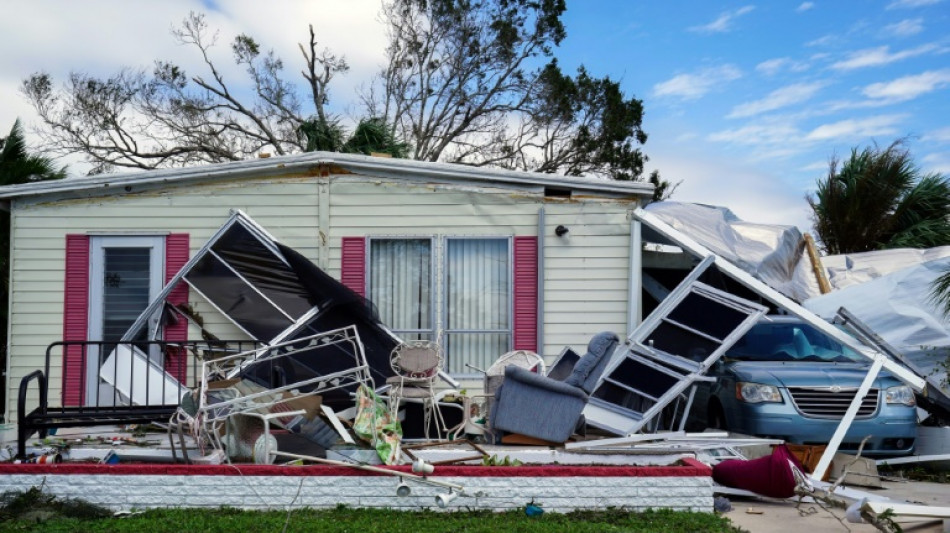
left=559, top=0, right=950, bottom=229
left=1, top=0, right=948, bottom=232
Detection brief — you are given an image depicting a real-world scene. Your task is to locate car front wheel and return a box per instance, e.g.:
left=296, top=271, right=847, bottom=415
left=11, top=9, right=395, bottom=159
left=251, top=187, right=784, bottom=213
left=708, top=402, right=728, bottom=431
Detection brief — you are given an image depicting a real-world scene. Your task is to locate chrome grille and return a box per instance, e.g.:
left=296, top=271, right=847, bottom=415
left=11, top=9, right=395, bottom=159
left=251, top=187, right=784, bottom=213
left=787, top=387, right=879, bottom=419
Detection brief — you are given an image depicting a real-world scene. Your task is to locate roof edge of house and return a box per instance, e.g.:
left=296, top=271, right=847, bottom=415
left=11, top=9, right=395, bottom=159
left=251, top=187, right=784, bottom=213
left=0, top=152, right=654, bottom=200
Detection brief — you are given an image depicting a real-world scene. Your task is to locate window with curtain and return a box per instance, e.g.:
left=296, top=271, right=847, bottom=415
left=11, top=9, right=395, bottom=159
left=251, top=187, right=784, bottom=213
left=369, top=238, right=433, bottom=341
left=366, top=236, right=513, bottom=374
left=444, top=238, right=510, bottom=373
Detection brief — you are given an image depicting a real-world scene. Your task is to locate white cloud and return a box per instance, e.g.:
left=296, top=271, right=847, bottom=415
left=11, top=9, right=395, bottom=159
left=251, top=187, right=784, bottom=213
left=800, top=160, right=829, bottom=172
left=862, top=69, right=950, bottom=102
left=796, top=2, right=815, bottom=12
left=755, top=57, right=810, bottom=76
left=804, top=114, right=906, bottom=141
left=728, top=82, right=826, bottom=118
left=806, top=35, right=836, bottom=47
left=0, top=1, right=388, bottom=138
left=832, top=44, right=937, bottom=70
left=653, top=65, right=742, bottom=101
left=708, top=121, right=801, bottom=145
left=645, top=148, right=814, bottom=230
left=922, top=152, right=950, bottom=174
left=688, top=5, right=755, bottom=34
left=886, top=0, right=943, bottom=9
left=925, top=127, right=950, bottom=143
left=881, top=18, right=924, bottom=37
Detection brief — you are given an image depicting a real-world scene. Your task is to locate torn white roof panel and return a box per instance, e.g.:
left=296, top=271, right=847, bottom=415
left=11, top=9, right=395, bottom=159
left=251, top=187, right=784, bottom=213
left=805, top=256, right=950, bottom=409
left=643, top=202, right=818, bottom=302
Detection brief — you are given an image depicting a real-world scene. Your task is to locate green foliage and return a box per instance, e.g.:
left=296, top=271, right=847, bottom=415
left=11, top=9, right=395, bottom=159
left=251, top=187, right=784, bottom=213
left=0, top=504, right=743, bottom=532
left=0, top=119, right=67, bottom=186
left=931, top=270, right=950, bottom=319
left=297, top=117, right=345, bottom=152
left=0, top=486, right=111, bottom=522
left=372, top=0, right=652, bottom=181
left=648, top=170, right=679, bottom=203
left=342, top=117, right=410, bottom=158
left=807, top=140, right=950, bottom=254
left=532, top=61, right=648, bottom=180
left=481, top=454, right=524, bottom=466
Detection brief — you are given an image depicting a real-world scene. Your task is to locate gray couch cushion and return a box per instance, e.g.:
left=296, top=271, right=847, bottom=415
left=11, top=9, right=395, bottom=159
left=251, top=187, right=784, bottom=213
left=564, top=331, right=620, bottom=393
left=489, top=365, right=588, bottom=443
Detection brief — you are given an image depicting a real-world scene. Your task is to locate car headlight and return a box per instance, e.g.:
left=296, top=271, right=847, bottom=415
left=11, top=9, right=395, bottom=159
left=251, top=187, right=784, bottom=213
left=736, top=382, right=783, bottom=403
left=885, top=385, right=916, bottom=406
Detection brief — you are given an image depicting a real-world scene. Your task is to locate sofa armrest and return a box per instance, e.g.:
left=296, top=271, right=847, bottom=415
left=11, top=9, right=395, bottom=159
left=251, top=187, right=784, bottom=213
left=504, top=365, right=587, bottom=401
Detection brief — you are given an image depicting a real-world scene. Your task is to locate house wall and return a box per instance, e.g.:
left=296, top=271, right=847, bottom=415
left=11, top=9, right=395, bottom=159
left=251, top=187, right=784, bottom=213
left=4, top=170, right=639, bottom=418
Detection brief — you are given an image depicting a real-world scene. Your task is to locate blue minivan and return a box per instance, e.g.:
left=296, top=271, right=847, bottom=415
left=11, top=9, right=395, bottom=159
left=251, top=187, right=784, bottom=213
left=690, top=316, right=918, bottom=456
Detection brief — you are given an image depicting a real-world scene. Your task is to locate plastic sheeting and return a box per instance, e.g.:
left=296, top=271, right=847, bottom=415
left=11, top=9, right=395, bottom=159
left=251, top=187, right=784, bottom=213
left=805, top=256, right=950, bottom=407
left=820, top=246, right=950, bottom=292
left=643, top=202, right=819, bottom=302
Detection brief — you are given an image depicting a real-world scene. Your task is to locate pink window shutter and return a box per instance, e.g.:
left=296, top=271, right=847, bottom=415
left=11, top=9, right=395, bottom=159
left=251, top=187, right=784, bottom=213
left=163, top=234, right=189, bottom=381
left=512, top=236, right=539, bottom=352
left=62, top=235, right=90, bottom=406
left=340, top=237, right=367, bottom=297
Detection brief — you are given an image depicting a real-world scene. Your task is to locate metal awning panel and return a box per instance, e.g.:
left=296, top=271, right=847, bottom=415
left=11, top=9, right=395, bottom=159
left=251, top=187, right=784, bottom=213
left=122, top=211, right=399, bottom=401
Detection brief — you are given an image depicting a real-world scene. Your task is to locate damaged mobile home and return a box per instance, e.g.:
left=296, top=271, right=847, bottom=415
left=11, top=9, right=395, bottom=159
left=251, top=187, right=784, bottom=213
left=1, top=152, right=948, bottom=523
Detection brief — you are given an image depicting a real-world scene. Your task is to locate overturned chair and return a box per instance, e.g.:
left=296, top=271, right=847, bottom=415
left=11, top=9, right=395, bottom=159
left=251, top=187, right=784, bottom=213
left=489, top=332, right=620, bottom=443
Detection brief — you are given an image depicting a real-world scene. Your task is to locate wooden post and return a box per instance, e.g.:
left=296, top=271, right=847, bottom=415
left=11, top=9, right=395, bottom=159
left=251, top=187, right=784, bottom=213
left=804, top=233, right=832, bottom=295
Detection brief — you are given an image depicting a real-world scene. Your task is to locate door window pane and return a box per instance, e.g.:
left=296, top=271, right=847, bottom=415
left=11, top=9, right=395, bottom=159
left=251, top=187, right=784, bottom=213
left=102, top=248, right=153, bottom=341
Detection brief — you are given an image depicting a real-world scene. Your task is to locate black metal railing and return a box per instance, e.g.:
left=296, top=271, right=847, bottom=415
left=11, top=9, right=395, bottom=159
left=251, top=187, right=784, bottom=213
left=16, top=339, right=261, bottom=458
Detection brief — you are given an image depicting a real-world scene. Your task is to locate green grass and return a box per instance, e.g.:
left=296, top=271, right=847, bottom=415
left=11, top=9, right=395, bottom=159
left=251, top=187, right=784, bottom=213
left=0, top=506, right=745, bottom=533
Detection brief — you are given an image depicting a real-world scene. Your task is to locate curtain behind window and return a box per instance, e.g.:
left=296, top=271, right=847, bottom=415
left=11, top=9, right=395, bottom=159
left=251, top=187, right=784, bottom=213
left=445, top=238, right=510, bottom=373
left=370, top=239, right=432, bottom=340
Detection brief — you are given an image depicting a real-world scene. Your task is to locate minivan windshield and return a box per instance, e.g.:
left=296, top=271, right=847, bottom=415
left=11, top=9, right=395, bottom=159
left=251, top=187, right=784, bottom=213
left=725, top=321, right=864, bottom=363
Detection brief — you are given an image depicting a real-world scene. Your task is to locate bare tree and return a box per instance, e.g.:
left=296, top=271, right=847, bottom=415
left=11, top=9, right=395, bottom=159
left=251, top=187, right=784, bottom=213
left=365, top=0, right=650, bottom=180
left=22, top=12, right=348, bottom=173
left=23, top=5, right=655, bottom=183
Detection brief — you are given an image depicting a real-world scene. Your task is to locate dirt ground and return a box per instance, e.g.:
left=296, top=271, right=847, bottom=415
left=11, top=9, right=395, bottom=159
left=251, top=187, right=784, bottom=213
left=722, top=479, right=950, bottom=532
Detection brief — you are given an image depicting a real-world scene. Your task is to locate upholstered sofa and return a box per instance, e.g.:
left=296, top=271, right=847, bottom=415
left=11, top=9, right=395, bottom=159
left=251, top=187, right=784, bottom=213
left=489, top=332, right=620, bottom=443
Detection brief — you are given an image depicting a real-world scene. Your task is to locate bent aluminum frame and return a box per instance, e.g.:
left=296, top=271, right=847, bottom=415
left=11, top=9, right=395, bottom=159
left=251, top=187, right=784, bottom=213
left=120, top=211, right=460, bottom=390
left=582, top=254, right=767, bottom=437
left=197, top=325, right=372, bottom=424
left=632, top=207, right=927, bottom=482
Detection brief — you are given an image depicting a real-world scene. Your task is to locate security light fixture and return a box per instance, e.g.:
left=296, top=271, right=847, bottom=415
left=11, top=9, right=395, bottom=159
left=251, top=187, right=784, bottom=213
left=435, top=490, right=458, bottom=508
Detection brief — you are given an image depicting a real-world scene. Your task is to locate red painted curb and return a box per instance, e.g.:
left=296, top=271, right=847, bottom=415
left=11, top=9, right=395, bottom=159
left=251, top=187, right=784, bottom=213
left=0, top=458, right=711, bottom=477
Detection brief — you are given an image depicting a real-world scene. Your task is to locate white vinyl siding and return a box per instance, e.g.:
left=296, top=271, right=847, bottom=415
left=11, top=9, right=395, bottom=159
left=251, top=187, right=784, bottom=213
left=4, top=170, right=639, bottom=419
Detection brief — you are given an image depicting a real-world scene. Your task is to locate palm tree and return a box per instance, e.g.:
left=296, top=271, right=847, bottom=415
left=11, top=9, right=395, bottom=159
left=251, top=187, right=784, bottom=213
left=0, top=120, right=66, bottom=418
left=1, top=119, right=67, bottom=185
left=807, top=140, right=950, bottom=254
left=932, top=271, right=950, bottom=318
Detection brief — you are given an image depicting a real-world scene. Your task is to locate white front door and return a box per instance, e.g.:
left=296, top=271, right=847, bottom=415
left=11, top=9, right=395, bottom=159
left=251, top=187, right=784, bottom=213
left=86, top=236, right=164, bottom=405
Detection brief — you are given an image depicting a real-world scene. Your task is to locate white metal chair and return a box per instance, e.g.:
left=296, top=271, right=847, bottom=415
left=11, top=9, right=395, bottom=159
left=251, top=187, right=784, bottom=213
left=386, top=340, right=447, bottom=440
left=484, top=350, right=546, bottom=399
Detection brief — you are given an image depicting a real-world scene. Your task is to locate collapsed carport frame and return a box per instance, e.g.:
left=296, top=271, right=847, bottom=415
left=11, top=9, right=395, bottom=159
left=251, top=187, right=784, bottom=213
left=625, top=207, right=927, bottom=481
left=121, top=210, right=458, bottom=403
